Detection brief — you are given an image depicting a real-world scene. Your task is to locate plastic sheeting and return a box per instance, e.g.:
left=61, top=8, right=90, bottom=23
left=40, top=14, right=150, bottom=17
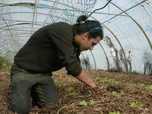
left=0, top=0, right=152, bottom=74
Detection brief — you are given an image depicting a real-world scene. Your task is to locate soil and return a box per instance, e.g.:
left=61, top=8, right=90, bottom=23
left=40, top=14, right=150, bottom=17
left=0, top=68, right=152, bottom=114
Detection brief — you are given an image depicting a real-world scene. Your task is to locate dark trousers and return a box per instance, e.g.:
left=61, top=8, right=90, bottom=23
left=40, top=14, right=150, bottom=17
left=8, top=63, right=59, bottom=114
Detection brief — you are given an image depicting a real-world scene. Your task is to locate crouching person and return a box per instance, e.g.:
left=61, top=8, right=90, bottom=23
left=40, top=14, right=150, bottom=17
left=8, top=15, right=103, bottom=114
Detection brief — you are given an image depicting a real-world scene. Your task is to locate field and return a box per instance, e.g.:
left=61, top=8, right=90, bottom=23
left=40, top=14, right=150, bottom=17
left=0, top=68, right=152, bottom=114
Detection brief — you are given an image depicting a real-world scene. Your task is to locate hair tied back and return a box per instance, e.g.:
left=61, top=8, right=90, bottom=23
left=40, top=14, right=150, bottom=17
left=76, top=18, right=88, bottom=24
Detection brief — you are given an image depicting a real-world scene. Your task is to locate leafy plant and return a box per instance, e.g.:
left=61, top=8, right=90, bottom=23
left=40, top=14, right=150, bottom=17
left=127, top=83, right=145, bottom=87
left=146, top=85, right=152, bottom=91
left=0, top=56, right=12, bottom=69
left=137, top=84, right=145, bottom=86
left=120, top=80, right=125, bottom=82
left=79, top=100, right=87, bottom=106
left=54, top=79, right=58, bottom=82
left=112, top=91, right=124, bottom=96
left=58, top=83, right=65, bottom=87
left=100, top=77, right=113, bottom=83
left=129, top=101, right=143, bottom=108
left=127, top=84, right=137, bottom=87
left=65, top=87, right=73, bottom=92
left=71, top=79, right=76, bottom=82
left=100, top=77, right=109, bottom=83
left=67, top=77, right=76, bottom=82
left=70, top=91, right=80, bottom=96
left=93, top=77, right=99, bottom=81
left=109, top=111, right=120, bottom=114
left=89, top=100, right=96, bottom=105
left=111, top=81, right=119, bottom=86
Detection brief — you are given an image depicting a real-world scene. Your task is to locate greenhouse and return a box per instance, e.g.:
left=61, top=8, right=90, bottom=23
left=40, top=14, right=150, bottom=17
left=1, top=0, right=152, bottom=74
left=0, top=0, right=152, bottom=114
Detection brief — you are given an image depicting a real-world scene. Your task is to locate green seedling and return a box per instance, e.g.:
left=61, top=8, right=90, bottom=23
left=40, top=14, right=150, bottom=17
left=111, top=81, right=119, bottom=86
left=120, top=80, right=125, bottom=82
left=100, top=77, right=109, bottom=83
left=112, top=91, right=124, bottom=96
left=128, top=83, right=145, bottom=87
left=146, top=85, right=152, bottom=91
left=70, top=91, right=80, bottom=96
left=93, top=78, right=99, bottom=81
left=129, top=101, right=143, bottom=108
left=127, top=84, right=137, bottom=87
left=109, top=111, right=120, bottom=114
left=137, top=84, right=144, bottom=86
left=65, top=87, right=73, bottom=92
left=58, top=83, right=65, bottom=87
left=67, top=77, right=76, bottom=82
left=89, top=100, right=96, bottom=105
left=71, top=79, right=76, bottom=82
left=79, top=100, right=87, bottom=106
left=67, top=77, right=71, bottom=80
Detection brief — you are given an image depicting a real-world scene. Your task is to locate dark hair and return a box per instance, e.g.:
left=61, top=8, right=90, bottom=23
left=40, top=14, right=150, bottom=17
left=73, top=15, right=104, bottom=40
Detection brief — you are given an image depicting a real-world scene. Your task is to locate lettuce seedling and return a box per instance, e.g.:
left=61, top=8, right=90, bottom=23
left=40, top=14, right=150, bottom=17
left=79, top=100, right=87, bottom=106
left=111, top=81, right=119, bottom=86
left=100, top=77, right=109, bottom=83
left=70, top=91, right=80, bottom=96
left=89, top=100, right=96, bottom=105
left=129, top=101, right=143, bottom=108
left=65, top=87, right=73, bottom=92
left=146, top=85, right=152, bottom=91
left=93, top=77, right=99, bottom=81
left=112, top=91, right=124, bottom=96
left=67, top=77, right=76, bottom=82
left=137, top=84, right=144, bottom=86
left=127, top=84, right=137, bottom=87
left=58, top=83, right=65, bottom=87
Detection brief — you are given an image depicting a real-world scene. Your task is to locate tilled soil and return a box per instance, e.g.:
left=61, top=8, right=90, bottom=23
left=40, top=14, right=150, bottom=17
left=0, top=68, right=152, bottom=114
